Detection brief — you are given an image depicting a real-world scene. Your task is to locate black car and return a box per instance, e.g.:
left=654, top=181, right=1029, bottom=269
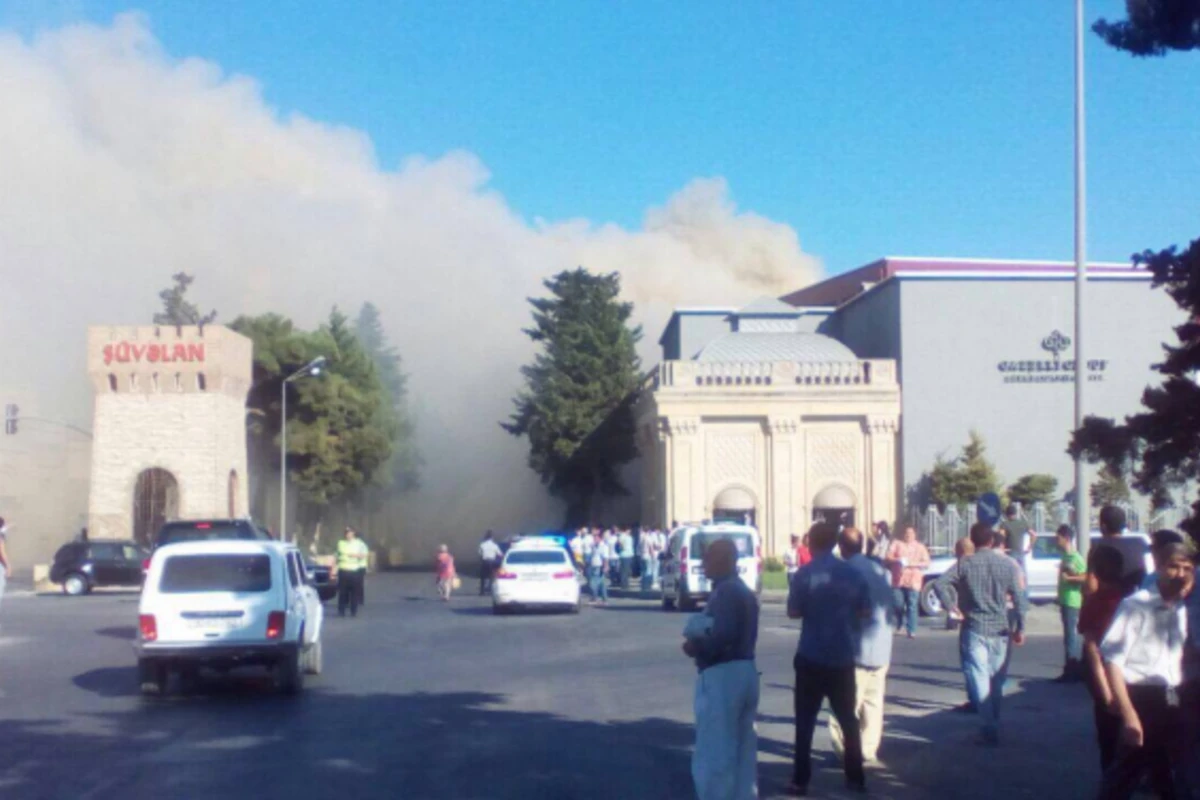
left=154, top=519, right=273, bottom=550
left=305, top=559, right=337, bottom=602
left=50, top=539, right=148, bottom=596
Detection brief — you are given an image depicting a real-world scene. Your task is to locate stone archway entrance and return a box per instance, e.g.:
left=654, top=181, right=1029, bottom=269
left=133, top=468, right=179, bottom=547
left=713, top=485, right=757, bottom=527
left=812, top=483, right=856, bottom=529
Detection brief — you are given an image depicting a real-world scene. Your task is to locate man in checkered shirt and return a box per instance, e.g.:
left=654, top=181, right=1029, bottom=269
left=934, top=522, right=1029, bottom=745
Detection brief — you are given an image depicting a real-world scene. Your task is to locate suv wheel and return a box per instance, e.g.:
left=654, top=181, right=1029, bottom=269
left=63, top=573, right=89, bottom=596
left=277, top=648, right=304, bottom=695
left=138, top=658, right=168, bottom=696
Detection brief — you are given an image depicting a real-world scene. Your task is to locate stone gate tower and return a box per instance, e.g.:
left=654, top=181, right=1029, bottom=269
left=86, top=325, right=252, bottom=544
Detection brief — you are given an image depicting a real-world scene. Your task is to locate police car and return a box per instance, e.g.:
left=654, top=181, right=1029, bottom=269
left=492, top=538, right=582, bottom=615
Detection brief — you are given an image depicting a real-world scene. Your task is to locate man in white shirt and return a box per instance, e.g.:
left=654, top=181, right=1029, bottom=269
left=640, top=528, right=659, bottom=591
left=588, top=532, right=611, bottom=605
left=618, top=528, right=635, bottom=588
left=478, top=531, right=503, bottom=596
left=1099, top=541, right=1194, bottom=798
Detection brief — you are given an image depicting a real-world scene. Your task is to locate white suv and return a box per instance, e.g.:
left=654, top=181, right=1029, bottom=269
left=660, top=523, right=762, bottom=611
left=136, top=540, right=324, bottom=696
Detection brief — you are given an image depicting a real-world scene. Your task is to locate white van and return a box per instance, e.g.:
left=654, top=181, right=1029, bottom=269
left=660, top=523, right=761, bottom=610
left=136, top=540, right=324, bottom=696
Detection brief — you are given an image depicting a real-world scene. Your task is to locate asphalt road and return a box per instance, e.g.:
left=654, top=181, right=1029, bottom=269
left=1, top=573, right=1100, bottom=800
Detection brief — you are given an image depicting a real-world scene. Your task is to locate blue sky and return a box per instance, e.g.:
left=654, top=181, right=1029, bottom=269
left=5, top=0, right=1198, bottom=276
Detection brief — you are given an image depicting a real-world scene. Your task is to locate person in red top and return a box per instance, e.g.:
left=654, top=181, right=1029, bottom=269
left=1079, top=544, right=1127, bottom=774
left=798, top=534, right=813, bottom=568
left=434, top=544, right=457, bottom=602
left=886, top=527, right=931, bottom=638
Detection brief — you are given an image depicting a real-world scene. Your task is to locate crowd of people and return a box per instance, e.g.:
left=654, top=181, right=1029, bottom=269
left=681, top=506, right=1198, bottom=800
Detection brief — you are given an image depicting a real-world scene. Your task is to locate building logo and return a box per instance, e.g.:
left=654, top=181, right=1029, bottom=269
left=1040, top=330, right=1071, bottom=363
left=997, top=330, right=1107, bottom=384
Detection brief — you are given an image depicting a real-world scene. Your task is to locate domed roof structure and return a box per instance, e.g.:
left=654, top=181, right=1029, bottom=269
left=695, top=332, right=857, bottom=364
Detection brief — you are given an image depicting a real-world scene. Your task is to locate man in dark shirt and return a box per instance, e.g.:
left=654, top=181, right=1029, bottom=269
left=1085, top=505, right=1149, bottom=597
left=787, top=522, right=871, bottom=796
left=934, top=522, right=1028, bottom=746
left=999, top=504, right=1031, bottom=556
left=683, top=538, right=759, bottom=800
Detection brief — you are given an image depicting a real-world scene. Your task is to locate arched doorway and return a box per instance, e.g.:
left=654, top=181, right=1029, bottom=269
left=812, top=484, right=856, bottom=529
left=713, top=485, right=757, bottom=527
left=133, top=468, right=179, bottom=547
left=228, top=469, right=239, bottom=517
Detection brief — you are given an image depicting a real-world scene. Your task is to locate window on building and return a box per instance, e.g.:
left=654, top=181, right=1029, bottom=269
left=151, top=373, right=159, bottom=392
left=129, top=373, right=139, bottom=391
left=197, top=373, right=207, bottom=391
left=174, top=373, right=182, bottom=391
left=108, top=374, right=117, bottom=392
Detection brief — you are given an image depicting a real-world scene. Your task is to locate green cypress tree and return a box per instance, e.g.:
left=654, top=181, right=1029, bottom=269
left=503, top=268, right=642, bottom=520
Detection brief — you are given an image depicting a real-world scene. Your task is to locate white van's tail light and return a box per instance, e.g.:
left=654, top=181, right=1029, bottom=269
left=680, top=546, right=688, bottom=576
left=757, top=545, right=763, bottom=573
left=496, top=569, right=518, bottom=580
left=142, top=558, right=151, bottom=573
left=138, top=614, right=158, bottom=642
left=552, top=570, right=575, bottom=580
left=266, top=611, right=286, bottom=640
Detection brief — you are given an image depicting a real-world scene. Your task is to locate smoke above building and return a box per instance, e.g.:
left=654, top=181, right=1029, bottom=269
left=0, top=14, right=822, bottom=552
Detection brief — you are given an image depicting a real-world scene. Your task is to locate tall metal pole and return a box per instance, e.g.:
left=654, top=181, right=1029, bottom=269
left=280, top=380, right=288, bottom=543
left=1073, top=0, right=1089, bottom=558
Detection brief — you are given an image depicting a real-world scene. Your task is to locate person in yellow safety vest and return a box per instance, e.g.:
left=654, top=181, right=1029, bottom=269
left=336, top=527, right=369, bottom=618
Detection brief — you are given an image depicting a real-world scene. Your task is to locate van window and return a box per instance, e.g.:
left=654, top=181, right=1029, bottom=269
left=505, top=550, right=568, bottom=566
left=156, top=521, right=270, bottom=546
left=89, top=543, right=121, bottom=561
left=159, top=554, right=272, bottom=593
left=286, top=553, right=301, bottom=587
left=689, top=533, right=755, bottom=560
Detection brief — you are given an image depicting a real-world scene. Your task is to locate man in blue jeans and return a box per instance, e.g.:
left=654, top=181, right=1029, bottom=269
left=934, top=522, right=1028, bottom=746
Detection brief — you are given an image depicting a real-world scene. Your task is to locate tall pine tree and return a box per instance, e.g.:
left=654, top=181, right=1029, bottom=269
left=355, top=302, right=421, bottom=493
left=503, top=268, right=642, bottom=521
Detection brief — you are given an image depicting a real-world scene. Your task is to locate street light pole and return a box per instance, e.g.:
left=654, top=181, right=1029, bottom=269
left=279, top=356, right=326, bottom=543
left=1073, top=0, right=1089, bottom=558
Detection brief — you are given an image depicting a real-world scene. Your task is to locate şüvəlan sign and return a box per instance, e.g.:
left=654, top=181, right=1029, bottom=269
left=103, top=342, right=205, bottom=365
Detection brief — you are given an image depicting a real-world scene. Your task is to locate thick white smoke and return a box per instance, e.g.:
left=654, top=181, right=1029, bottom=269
left=0, top=14, right=822, bottom=544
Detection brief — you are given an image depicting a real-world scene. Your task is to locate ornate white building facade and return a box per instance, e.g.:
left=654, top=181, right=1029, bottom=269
left=635, top=299, right=901, bottom=558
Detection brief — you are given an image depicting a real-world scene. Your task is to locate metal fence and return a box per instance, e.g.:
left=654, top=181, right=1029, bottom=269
left=906, top=499, right=1171, bottom=556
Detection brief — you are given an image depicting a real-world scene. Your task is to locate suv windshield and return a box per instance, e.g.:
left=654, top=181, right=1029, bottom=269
left=159, top=554, right=272, bottom=593
left=505, top=551, right=568, bottom=565
left=156, top=521, right=268, bottom=547
left=689, top=533, right=755, bottom=560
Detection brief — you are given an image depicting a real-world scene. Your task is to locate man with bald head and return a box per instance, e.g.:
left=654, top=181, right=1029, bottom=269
left=682, top=537, right=760, bottom=800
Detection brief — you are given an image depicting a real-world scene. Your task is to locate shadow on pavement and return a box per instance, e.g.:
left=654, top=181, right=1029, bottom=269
left=5, top=686, right=732, bottom=800
left=96, top=625, right=137, bottom=641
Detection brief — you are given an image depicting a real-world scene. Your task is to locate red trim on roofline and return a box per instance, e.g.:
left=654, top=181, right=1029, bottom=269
left=780, top=257, right=1145, bottom=308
